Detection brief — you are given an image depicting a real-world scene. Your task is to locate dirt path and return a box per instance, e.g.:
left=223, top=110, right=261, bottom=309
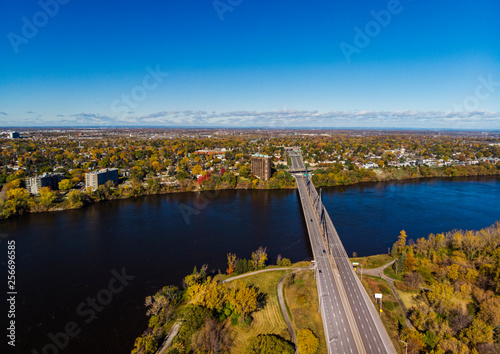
left=155, top=267, right=312, bottom=353
left=277, top=273, right=299, bottom=354
left=224, top=266, right=313, bottom=353
left=363, top=260, right=414, bottom=329
left=221, top=266, right=312, bottom=283
left=157, top=321, right=181, bottom=354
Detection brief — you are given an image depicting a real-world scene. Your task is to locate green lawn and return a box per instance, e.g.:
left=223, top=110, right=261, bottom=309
left=350, top=254, right=393, bottom=269
left=227, top=270, right=290, bottom=353
left=384, top=265, right=404, bottom=281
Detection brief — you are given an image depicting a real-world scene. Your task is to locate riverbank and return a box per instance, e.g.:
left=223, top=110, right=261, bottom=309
left=1, top=164, right=499, bottom=221
left=131, top=261, right=323, bottom=354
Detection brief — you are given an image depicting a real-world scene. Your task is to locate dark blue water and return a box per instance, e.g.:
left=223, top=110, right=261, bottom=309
left=321, top=177, right=500, bottom=256
left=0, top=177, right=499, bottom=353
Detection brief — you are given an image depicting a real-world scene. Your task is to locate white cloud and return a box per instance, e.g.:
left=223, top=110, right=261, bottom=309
left=3, top=110, right=500, bottom=129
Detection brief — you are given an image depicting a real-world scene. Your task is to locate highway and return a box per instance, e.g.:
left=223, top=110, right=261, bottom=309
left=296, top=175, right=363, bottom=353
left=291, top=153, right=396, bottom=354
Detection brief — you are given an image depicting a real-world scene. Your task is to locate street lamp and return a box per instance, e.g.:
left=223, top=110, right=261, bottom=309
left=399, top=340, right=407, bottom=354
left=352, top=262, right=363, bottom=281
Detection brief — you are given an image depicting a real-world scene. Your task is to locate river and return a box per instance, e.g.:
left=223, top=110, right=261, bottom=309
left=1, top=177, right=499, bottom=353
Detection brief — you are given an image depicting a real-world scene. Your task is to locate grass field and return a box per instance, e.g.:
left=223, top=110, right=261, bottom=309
left=350, top=254, right=393, bottom=269
left=396, top=289, right=418, bottom=309
left=284, top=269, right=327, bottom=354
left=227, top=270, right=291, bottom=353
left=383, top=264, right=404, bottom=281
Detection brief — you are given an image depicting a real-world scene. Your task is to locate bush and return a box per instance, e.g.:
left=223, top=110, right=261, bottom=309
left=277, top=258, right=292, bottom=267
left=379, top=284, right=391, bottom=295
left=384, top=301, right=395, bottom=311
left=245, top=334, right=294, bottom=354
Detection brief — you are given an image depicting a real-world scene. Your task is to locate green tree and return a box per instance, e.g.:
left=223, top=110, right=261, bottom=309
left=245, top=334, right=294, bottom=354
left=58, top=179, right=74, bottom=190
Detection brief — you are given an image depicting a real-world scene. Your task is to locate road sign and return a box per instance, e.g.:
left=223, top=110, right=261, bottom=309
left=375, top=293, right=382, bottom=299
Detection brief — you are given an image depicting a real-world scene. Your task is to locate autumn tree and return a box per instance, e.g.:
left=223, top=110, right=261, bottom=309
left=227, top=253, right=237, bottom=275
left=426, top=283, right=454, bottom=312
left=245, top=334, right=294, bottom=354
left=58, top=179, right=74, bottom=190
left=478, top=296, right=500, bottom=326
left=227, top=280, right=258, bottom=321
left=192, top=164, right=202, bottom=176
left=297, top=329, right=319, bottom=354
left=404, top=272, right=423, bottom=290
left=391, top=230, right=407, bottom=257
left=192, top=317, right=230, bottom=353
left=37, top=187, right=56, bottom=211
left=251, top=246, right=268, bottom=270
left=460, top=318, right=494, bottom=348
left=3, top=187, right=31, bottom=214
left=400, top=328, right=426, bottom=354
left=67, top=190, right=84, bottom=208
left=187, top=277, right=228, bottom=312
left=131, top=333, right=158, bottom=354
left=404, top=249, right=417, bottom=272
left=145, top=285, right=180, bottom=327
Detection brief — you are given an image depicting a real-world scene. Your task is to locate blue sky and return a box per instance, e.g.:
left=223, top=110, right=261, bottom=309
left=1, top=0, right=499, bottom=128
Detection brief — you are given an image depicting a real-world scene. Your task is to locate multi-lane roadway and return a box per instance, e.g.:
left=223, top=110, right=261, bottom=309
left=291, top=154, right=396, bottom=354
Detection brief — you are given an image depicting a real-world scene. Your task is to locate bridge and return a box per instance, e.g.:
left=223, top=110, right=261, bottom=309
left=290, top=154, right=396, bottom=354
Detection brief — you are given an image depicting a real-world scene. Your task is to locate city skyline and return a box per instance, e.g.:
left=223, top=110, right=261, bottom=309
left=1, top=0, right=499, bottom=129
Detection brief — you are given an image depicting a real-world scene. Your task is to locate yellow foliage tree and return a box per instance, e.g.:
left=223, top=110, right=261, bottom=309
left=59, top=179, right=74, bottom=190
left=227, top=280, right=258, bottom=321
left=38, top=187, right=56, bottom=211
left=297, top=329, right=319, bottom=354
left=192, top=164, right=202, bottom=176
left=227, top=253, right=237, bottom=275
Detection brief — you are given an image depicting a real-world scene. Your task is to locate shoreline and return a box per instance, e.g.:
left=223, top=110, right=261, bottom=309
left=1, top=168, right=499, bottom=221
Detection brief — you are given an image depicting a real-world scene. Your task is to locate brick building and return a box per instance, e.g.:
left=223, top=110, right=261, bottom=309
left=251, top=154, right=272, bottom=181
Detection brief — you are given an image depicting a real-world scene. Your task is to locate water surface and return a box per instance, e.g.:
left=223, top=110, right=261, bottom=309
left=1, top=177, right=498, bottom=353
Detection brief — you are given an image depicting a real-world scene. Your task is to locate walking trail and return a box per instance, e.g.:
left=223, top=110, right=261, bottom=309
left=363, top=260, right=414, bottom=329
left=157, top=266, right=312, bottom=353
